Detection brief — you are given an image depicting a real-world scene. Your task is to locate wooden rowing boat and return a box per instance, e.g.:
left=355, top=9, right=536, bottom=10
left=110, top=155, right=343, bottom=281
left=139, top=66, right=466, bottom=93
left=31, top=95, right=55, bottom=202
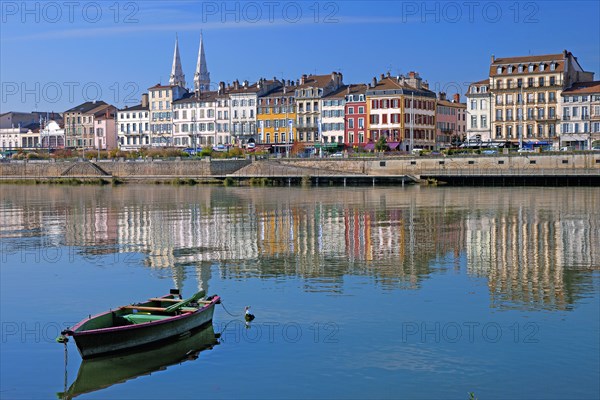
left=60, top=290, right=220, bottom=359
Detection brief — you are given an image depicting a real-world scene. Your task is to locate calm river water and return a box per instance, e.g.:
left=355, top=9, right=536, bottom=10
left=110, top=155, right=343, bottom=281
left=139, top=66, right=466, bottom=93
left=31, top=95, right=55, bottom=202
left=0, top=184, right=598, bottom=399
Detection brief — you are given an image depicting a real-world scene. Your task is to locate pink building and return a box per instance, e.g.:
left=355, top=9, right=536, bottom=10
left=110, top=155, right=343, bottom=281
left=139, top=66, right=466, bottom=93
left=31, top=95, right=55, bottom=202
left=436, top=93, right=467, bottom=148
left=94, top=108, right=117, bottom=151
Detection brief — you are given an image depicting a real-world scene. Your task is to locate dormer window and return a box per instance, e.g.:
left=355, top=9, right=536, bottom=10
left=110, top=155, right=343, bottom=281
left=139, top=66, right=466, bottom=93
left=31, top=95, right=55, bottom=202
left=496, top=66, right=503, bottom=74
left=550, top=63, right=556, bottom=71
left=518, top=65, right=524, bottom=73
left=539, top=63, right=545, bottom=71
left=528, top=64, right=534, bottom=72
left=508, top=66, right=513, bottom=73
left=481, top=86, right=487, bottom=93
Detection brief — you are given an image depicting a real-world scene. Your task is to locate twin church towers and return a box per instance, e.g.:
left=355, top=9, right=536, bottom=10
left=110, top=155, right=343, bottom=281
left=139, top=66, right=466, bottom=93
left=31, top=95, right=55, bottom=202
left=169, top=33, right=210, bottom=94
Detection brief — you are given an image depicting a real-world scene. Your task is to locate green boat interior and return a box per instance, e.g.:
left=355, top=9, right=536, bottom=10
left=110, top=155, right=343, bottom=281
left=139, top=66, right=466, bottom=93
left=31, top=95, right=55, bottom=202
left=74, top=291, right=209, bottom=331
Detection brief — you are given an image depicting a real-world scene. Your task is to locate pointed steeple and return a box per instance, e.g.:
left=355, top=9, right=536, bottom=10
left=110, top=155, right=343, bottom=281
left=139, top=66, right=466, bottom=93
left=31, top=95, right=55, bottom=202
left=169, top=34, right=186, bottom=88
left=194, top=32, right=211, bottom=94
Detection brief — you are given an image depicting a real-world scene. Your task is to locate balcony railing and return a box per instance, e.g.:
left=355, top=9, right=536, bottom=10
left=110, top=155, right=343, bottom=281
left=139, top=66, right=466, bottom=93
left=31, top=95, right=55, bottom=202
left=493, top=82, right=562, bottom=90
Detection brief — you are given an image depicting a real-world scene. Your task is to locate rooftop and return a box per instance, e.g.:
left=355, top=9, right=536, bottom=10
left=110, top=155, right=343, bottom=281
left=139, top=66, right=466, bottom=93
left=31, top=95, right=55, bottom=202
left=64, top=101, right=109, bottom=114
left=562, top=81, right=600, bottom=95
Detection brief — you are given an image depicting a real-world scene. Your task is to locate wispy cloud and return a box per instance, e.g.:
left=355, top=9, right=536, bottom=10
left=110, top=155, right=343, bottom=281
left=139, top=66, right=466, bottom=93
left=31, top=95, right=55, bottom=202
left=1, top=13, right=410, bottom=43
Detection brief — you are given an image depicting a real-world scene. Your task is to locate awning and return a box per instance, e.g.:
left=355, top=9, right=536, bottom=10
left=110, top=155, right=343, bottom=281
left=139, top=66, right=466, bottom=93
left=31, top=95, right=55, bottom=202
left=364, top=143, right=375, bottom=151
left=387, top=142, right=400, bottom=149
left=314, top=143, right=340, bottom=149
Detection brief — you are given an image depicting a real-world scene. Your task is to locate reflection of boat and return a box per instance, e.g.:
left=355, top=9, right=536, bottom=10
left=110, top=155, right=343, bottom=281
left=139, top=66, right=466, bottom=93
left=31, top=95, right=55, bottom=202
left=60, top=290, right=220, bottom=358
left=58, top=323, right=219, bottom=399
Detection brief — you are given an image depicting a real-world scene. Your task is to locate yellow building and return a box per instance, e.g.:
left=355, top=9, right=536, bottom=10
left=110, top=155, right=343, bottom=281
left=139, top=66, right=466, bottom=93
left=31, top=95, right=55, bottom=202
left=489, top=51, right=594, bottom=144
left=257, top=81, right=296, bottom=152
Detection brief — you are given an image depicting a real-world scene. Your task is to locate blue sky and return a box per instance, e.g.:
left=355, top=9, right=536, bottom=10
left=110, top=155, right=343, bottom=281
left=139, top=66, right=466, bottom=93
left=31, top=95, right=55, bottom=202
left=1, top=0, right=599, bottom=113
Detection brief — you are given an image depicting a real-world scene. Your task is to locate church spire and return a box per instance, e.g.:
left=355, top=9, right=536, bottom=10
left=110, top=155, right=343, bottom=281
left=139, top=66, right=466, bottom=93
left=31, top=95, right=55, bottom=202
left=194, top=31, right=210, bottom=94
left=170, top=34, right=186, bottom=88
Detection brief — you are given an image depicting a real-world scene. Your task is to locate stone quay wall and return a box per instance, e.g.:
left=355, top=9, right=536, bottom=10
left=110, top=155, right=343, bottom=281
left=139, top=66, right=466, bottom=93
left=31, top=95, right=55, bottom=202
left=0, top=154, right=598, bottom=180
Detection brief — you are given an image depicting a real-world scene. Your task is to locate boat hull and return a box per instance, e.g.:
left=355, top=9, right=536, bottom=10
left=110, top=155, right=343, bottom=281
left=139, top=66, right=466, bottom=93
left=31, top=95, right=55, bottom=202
left=70, top=296, right=219, bottom=359
left=59, top=324, right=218, bottom=398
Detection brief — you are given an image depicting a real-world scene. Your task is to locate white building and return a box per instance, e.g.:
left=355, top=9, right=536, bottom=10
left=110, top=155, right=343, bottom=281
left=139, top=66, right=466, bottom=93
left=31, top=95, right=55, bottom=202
left=148, top=84, right=187, bottom=147
left=560, top=81, right=600, bottom=149
left=40, top=120, right=65, bottom=149
left=320, top=86, right=346, bottom=146
left=173, top=91, right=218, bottom=148
left=465, top=79, right=492, bottom=142
left=0, top=127, right=25, bottom=150
left=228, top=78, right=280, bottom=147
left=216, top=83, right=231, bottom=145
left=117, top=94, right=150, bottom=150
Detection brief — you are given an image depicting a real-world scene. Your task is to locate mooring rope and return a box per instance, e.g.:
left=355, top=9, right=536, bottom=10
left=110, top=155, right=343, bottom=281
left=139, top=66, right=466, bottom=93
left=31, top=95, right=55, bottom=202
left=63, top=342, right=68, bottom=395
left=219, top=302, right=244, bottom=318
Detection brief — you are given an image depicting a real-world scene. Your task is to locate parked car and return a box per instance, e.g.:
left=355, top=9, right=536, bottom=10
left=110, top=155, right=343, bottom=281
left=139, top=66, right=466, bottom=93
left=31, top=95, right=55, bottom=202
left=247, top=142, right=256, bottom=149
left=517, top=148, right=534, bottom=153
left=330, top=152, right=343, bottom=158
left=482, top=149, right=498, bottom=155
left=183, top=148, right=199, bottom=155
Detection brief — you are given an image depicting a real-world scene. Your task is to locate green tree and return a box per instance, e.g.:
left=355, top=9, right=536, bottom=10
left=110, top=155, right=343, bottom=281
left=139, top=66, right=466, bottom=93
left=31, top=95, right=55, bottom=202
left=375, top=136, right=388, bottom=152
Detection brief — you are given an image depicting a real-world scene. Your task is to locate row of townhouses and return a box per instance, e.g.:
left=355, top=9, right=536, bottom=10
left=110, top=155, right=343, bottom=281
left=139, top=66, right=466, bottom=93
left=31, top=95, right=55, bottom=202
left=1, top=36, right=598, bottom=153
left=465, top=51, right=599, bottom=149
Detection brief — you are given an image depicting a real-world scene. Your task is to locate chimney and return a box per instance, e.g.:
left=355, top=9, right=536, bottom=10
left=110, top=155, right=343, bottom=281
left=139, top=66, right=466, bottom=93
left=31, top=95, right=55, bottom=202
left=347, top=85, right=351, bottom=94
left=438, top=92, right=446, bottom=101
left=219, top=81, right=225, bottom=94
left=386, top=71, right=391, bottom=78
left=243, top=80, right=249, bottom=88
left=371, top=77, right=377, bottom=88
left=491, top=54, right=495, bottom=63
left=408, top=71, right=415, bottom=78
left=380, top=73, right=385, bottom=80
left=301, top=74, right=307, bottom=85
left=234, top=80, right=239, bottom=90
left=422, top=81, right=429, bottom=90
left=141, top=93, right=148, bottom=108
left=453, top=93, right=460, bottom=103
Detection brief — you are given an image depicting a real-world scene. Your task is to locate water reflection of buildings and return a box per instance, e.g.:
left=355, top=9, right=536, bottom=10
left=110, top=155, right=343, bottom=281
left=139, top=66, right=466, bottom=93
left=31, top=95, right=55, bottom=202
left=465, top=197, right=599, bottom=310
left=1, top=186, right=598, bottom=310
